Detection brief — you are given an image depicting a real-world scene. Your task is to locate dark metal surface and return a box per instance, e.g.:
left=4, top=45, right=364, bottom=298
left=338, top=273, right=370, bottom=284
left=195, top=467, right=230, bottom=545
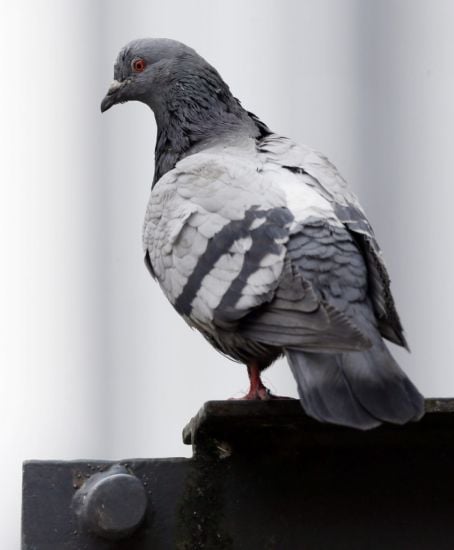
left=22, top=399, right=454, bottom=549
left=183, top=397, right=454, bottom=454
left=22, top=458, right=189, bottom=549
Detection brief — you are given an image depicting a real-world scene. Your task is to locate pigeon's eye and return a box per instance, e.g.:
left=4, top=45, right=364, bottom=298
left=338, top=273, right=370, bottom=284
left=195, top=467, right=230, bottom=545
left=132, top=58, right=146, bottom=73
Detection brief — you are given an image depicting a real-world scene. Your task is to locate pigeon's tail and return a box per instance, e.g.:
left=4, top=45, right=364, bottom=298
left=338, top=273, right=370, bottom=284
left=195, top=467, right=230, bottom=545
left=285, top=338, right=424, bottom=430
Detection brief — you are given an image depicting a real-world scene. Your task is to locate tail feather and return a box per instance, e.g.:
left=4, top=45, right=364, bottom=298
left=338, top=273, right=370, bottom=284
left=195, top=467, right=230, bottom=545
left=341, top=340, right=424, bottom=424
left=286, top=339, right=424, bottom=430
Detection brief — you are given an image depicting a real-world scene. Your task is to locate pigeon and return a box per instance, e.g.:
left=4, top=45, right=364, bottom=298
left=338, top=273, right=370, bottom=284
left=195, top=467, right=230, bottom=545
left=101, top=38, right=424, bottom=429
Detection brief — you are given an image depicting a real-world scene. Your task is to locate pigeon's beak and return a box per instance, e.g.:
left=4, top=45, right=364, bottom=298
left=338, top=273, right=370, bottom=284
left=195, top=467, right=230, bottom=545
left=100, top=80, right=125, bottom=113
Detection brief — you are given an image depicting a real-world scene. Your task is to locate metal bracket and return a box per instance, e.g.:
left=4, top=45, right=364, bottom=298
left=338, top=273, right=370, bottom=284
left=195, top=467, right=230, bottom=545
left=22, top=399, right=454, bottom=549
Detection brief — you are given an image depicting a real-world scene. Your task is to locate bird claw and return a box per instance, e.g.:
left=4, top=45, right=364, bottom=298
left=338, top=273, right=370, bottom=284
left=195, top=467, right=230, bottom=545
left=230, top=387, right=293, bottom=401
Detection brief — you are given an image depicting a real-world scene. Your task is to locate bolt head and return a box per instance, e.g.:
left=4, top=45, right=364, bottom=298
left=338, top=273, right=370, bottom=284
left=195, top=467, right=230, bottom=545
left=74, top=466, right=148, bottom=540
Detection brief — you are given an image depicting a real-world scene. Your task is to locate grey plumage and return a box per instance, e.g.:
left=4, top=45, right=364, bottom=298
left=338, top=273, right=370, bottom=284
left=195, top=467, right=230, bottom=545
left=101, top=38, right=424, bottom=429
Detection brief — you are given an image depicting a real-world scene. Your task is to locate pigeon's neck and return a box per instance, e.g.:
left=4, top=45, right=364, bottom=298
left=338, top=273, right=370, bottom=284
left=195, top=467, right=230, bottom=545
left=152, top=105, right=254, bottom=186
left=150, top=72, right=269, bottom=186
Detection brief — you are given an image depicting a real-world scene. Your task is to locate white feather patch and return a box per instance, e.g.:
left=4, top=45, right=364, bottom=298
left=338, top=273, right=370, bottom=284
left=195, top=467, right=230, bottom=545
left=266, top=165, right=340, bottom=226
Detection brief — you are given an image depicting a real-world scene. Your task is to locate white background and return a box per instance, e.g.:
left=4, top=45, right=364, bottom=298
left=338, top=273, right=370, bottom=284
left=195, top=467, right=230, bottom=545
left=2, top=1, right=454, bottom=547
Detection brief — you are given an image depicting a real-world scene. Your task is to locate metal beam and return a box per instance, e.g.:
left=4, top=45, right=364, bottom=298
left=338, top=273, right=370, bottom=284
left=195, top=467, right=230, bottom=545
left=22, top=399, right=454, bottom=549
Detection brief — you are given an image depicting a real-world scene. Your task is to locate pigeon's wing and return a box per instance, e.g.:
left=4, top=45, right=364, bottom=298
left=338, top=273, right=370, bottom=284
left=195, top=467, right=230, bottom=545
left=238, top=217, right=373, bottom=353
left=143, top=150, right=370, bottom=351
left=257, top=135, right=407, bottom=348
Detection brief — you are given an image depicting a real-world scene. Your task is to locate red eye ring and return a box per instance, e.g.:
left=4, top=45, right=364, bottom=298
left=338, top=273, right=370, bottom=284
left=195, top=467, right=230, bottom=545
left=132, top=58, right=146, bottom=72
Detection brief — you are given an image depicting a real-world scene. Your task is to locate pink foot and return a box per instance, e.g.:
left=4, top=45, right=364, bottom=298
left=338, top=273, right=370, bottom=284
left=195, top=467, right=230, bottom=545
left=229, top=360, right=293, bottom=401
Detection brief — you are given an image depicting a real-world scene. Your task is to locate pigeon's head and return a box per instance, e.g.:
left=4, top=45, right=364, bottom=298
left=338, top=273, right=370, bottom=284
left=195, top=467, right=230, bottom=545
left=100, top=38, right=212, bottom=114
left=101, top=37, right=259, bottom=182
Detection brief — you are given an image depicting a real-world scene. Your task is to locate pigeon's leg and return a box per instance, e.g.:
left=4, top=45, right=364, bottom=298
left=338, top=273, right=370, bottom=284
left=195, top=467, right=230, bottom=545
left=233, top=360, right=293, bottom=400
left=243, top=361, right=271, bottom=400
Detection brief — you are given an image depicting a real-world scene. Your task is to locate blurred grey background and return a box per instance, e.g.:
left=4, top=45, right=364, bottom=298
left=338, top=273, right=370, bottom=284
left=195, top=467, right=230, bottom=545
left=2, top=0, right=453, bottom=546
